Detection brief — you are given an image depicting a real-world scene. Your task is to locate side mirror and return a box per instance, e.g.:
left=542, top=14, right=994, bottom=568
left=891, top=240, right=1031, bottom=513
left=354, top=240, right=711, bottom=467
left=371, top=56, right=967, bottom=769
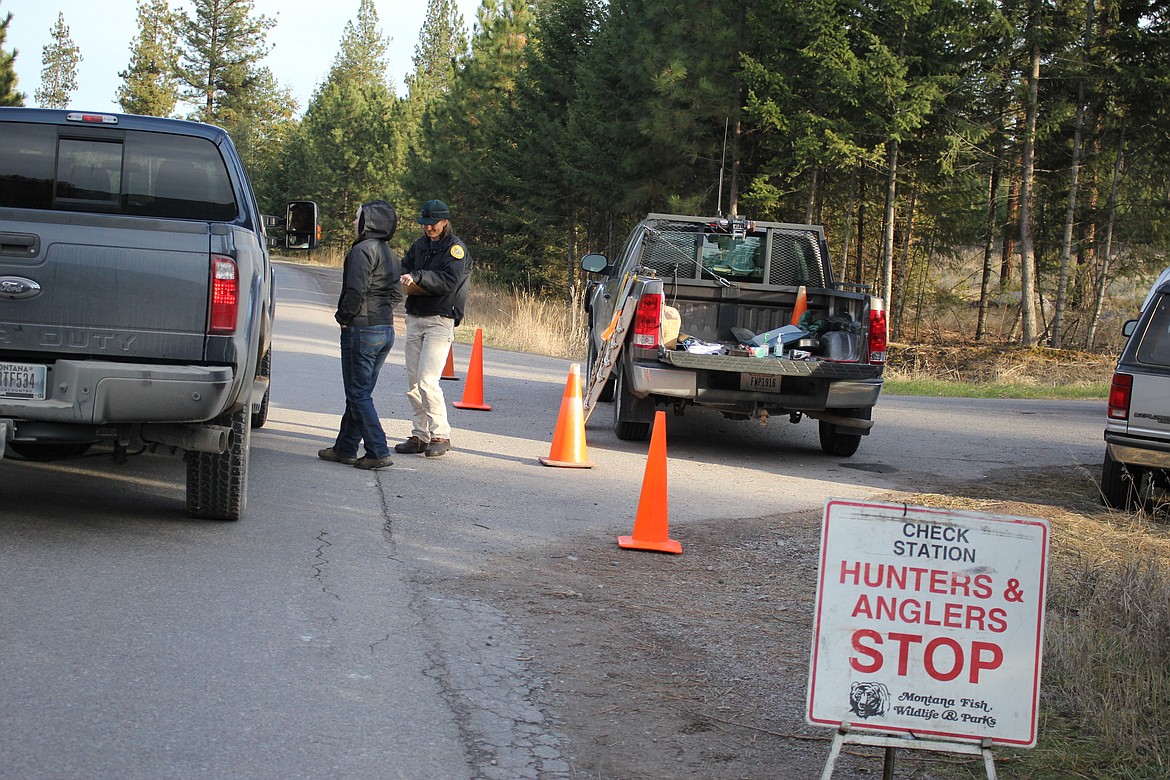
left=284, top=201, right=320, bottom=250
left=580, top=253, right=608, bottom=274
left=1123, top=319, right=1137, bottom=338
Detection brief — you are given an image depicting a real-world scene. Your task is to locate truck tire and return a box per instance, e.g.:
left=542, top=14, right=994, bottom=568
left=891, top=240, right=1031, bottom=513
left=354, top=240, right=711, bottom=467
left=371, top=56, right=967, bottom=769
left=252, top=348, right=272, bottom=429
left=586, top=337, right=616, bottom=403
left=613, top=366, right=653, bottom=441
left=818, top=408, right=868, bottom=457
left=185, top=404, right=250, bottom=521
left=1101, top=451, right=1143, bottom=510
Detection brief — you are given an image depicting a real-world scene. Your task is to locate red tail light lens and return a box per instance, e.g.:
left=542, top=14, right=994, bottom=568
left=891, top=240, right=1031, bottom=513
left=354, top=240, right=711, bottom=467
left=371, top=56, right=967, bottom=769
left=632, top=292, right=663, bottom=348
left=1108, top=373, right=1133, bottom=420
left=868, top=306, right=888, bottom=365
left=209, top=255, right=239, bottom=334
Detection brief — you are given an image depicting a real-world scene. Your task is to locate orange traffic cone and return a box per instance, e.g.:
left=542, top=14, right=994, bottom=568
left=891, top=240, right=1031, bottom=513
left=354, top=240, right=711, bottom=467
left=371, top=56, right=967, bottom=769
left=440, top=345, right=459, bottom=381
left=790, top=285, right=808, bottom=326
left=540, top=363, right=595, bottom=468
left=453, top=328, right=492, bottom=411
left=618, top=411, right=682, bottom=554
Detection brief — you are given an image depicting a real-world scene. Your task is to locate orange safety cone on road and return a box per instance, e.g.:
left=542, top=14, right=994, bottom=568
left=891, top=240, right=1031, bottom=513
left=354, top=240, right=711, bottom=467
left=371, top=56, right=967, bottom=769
left=453, top=328, right=492, bottom=411
left=440, top=345, right=459, bottom=381
left=540, top=363, right=595, bottom=468
left=790, top=285, right=808, bottom=326
left=618, top=411, right=682, bottom=554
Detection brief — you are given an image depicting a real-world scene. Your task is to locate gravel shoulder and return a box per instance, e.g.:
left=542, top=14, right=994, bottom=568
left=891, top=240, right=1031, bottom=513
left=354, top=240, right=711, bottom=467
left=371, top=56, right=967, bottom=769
left=440, top=502, right=954, bottom=779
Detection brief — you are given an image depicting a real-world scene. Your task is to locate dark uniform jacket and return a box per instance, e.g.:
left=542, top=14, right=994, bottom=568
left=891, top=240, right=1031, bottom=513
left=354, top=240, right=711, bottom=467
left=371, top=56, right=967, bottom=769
left=335, top=201, right=402, bottom=327
left=402, top=231, right=472, bottom=326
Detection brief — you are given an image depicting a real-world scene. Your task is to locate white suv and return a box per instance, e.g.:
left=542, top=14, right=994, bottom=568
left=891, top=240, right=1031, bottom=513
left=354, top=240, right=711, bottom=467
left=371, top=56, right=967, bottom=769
left=1102, top=279, right=1170, bottom=509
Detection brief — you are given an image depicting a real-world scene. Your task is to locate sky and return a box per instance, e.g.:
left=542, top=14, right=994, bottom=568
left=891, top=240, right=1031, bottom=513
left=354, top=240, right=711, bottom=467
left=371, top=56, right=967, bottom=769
left=4, top=0, right=483, bottom=113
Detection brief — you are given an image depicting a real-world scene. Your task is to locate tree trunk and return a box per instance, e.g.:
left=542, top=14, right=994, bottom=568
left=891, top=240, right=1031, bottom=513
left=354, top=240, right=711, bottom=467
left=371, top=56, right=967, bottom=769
left=881, top=139, right=899, bottom=315
left=1087, top=127, right=1126, bottom=350
left=1052, top=0, right=1093, bottom=349
left=840, top=166, right=858, bottom=283
left=976, top=162, right=1001, bottom=341
left=1018, top=27, right=1041, bottom=347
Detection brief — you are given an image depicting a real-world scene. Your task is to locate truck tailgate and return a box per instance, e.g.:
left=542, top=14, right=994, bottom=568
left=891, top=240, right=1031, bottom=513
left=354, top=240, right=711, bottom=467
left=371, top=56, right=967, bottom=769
left=0, top=213, right=211, bottom=361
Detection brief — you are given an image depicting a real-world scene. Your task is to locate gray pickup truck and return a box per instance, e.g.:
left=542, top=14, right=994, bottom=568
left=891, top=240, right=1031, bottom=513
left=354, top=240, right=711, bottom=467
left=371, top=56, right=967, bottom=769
left=0, top=108, right=317, bottom=520
left=581, top=213, right=887, bottom=456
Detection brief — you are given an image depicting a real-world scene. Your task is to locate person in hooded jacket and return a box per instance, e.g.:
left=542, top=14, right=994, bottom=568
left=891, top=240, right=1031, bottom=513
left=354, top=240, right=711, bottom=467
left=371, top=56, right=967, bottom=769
left=318, top=200, right=403, bottom=470
left=394, top=199, right=472, bottom=458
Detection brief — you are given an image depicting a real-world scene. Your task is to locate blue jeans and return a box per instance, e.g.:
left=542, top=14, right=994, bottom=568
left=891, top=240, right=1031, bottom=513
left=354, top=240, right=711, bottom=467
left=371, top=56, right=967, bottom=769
left=334, top=324, right=394, bottom=459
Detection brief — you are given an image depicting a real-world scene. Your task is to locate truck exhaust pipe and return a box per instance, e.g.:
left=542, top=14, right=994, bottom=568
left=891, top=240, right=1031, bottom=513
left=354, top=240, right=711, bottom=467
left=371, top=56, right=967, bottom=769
left=140, top=424, right=230, bottom=454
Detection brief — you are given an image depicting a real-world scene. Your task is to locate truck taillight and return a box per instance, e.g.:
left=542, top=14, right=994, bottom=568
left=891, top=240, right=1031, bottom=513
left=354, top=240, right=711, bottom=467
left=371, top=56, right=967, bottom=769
left=868, top=305, right=888, bottom=365
left=1108, top=373, right=1133, bottom=420
left=632, top=292, right=663, bottom=348
left=209, top=255, right=239, bottom=334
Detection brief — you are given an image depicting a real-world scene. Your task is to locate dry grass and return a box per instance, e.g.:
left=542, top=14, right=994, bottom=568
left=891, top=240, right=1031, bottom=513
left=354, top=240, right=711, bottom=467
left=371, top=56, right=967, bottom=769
left=287, top=249, right=590, bottom=360
left=894, top=471, right=1170, bottom=779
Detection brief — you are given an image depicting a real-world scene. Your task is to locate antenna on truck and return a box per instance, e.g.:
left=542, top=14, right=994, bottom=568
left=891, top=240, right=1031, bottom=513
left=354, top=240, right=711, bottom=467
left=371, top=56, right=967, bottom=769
left=716, top=117, right=729, bottom=217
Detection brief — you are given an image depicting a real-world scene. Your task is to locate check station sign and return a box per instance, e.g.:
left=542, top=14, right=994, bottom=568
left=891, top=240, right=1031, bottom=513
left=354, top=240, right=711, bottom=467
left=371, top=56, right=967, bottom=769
left=806, top=499, right=1049, bottom=747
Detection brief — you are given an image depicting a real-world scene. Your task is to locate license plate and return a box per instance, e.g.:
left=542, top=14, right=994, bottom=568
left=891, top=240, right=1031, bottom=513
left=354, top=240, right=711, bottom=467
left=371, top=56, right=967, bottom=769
left=742, top=373, right=780, bottom=392
left=0, top=362, right=47, bottom=400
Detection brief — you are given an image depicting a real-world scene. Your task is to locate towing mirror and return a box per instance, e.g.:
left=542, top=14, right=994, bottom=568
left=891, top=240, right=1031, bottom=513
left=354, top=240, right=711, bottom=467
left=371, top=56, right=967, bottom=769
left=580, top=253, right=608, bottom=274
left=285, top=201, right=320, bottom=250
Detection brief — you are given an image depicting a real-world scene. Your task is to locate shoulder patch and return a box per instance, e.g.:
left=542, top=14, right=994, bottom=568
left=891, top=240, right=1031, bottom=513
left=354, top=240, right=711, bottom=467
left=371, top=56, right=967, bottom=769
left=450, top=244, right=466, bottom=260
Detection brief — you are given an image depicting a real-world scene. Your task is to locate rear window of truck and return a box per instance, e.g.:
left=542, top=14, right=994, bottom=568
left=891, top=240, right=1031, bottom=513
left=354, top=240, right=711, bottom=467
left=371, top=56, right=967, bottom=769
left=0, top=122, right=237, bottom=221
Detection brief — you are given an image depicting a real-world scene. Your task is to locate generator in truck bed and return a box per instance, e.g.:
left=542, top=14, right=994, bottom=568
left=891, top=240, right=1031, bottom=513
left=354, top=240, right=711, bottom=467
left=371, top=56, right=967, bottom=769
left=580, top=213, right=887, bottom=456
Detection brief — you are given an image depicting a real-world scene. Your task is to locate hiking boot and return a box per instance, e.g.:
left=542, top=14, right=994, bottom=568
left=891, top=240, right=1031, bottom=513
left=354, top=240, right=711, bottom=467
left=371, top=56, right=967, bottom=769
left=424, top=438, right=451, bottom=458
left=318, top=447, right=357, bottom=465
left=354, top=454, right=393, bottom=470
left=394, top=436, right=427, bottom=454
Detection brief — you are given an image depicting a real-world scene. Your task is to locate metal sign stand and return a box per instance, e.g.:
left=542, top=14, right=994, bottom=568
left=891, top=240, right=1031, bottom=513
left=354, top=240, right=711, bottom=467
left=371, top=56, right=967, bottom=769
left=819, top=722, right=997, bottom=780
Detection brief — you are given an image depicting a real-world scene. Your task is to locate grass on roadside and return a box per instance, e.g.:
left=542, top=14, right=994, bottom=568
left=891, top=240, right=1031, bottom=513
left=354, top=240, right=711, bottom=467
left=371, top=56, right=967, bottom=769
left=894, top=472, right=1170, bottom=780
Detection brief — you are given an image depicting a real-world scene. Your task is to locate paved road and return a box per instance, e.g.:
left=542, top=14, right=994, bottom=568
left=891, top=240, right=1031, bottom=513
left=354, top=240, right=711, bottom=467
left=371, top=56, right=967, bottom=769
left=0, top=262, right=1105, bottom=778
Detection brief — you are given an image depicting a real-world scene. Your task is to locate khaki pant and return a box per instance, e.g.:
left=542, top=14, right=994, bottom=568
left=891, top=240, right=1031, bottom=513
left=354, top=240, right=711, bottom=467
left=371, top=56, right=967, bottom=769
left=404, top=314, right=455, bottom=442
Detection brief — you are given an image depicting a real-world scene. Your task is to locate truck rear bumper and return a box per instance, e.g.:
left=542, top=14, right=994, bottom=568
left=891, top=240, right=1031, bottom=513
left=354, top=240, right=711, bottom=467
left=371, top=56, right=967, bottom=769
left=1106, top=432, right=1170, bottom=469
left=0, top=360, right=236, bottom=424
left=627, top=359, right=882, bottom=412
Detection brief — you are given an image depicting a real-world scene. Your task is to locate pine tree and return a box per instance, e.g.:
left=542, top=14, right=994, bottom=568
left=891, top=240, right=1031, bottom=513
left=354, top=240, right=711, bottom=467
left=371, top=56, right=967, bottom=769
left=35, top=13, right=81, bottom=109
left=176, top=0, right=276, bottom=124
left=117, top=0, right=180, bottom=117
left=281, top=0, right=399, bottom=246
left=407, top=0, right=466, bottom=104
left=0, top=5, right=24, bottom=106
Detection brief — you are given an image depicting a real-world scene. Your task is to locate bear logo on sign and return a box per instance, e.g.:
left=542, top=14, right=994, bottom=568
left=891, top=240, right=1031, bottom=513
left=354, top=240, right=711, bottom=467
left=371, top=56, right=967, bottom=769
left=848, top=682, right=890, bottom=719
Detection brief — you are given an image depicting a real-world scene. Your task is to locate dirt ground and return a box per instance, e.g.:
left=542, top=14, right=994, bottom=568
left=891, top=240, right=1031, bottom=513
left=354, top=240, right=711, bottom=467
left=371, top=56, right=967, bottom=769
left=443, top=496, right=971, bottom=780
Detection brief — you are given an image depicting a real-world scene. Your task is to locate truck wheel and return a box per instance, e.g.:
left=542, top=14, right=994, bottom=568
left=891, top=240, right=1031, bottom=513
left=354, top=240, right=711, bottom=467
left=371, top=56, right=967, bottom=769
left=186, top=404, right=250, bottom=521
left=818, top=408, right=868, bottom=457
left=587, top=338, right=616, bottom=403
left=1101, top=451, right=1143, bottom=511
left=613, top=366, right=653, bottom=441
left=252, top=348, right=272, bottom=429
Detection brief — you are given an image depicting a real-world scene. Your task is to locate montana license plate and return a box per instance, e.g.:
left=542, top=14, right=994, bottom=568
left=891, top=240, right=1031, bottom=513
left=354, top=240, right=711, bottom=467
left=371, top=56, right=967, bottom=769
left=0, top=362, right=47, bottom=400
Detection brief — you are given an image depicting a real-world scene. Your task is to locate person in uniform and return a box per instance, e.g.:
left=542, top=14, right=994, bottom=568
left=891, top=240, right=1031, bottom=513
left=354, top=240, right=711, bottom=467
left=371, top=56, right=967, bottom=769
left=395, top=199, right=472, bottom=458
left=319, top=200, right=402, bottom=469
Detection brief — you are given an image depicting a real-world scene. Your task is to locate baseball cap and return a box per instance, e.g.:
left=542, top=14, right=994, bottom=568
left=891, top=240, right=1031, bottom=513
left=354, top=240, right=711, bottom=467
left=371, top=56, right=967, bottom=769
left=417, top=199, right=451, bottom=225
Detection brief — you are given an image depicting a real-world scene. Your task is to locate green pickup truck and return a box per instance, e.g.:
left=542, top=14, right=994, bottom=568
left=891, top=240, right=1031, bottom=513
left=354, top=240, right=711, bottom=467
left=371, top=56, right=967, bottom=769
left=581, top=213, right=887, bottom=456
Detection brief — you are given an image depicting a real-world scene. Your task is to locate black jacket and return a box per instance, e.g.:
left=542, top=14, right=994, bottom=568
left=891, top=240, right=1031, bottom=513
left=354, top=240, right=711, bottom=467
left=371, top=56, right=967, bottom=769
left=401, top=231, right=472, bottom=325
left=335, top=201, right=402, bottom=327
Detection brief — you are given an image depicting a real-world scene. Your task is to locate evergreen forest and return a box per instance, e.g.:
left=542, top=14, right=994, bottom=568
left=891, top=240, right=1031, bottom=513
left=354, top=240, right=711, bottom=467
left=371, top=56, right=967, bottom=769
left=3, top=0, right=1169, bottom=348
